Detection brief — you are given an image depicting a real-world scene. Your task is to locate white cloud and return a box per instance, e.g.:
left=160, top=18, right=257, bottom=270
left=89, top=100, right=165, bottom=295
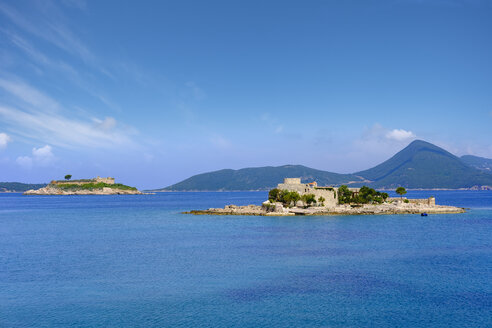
left=16, top=155, right=33, bottom=169
left=349, top=124, right=418, bottom=166
left=16, top=145, right=55, bottom=169
left=0, top=132, right=11, bottom=149
left=32, top=145, right=55, bottom=166
left=385, top=129, right=416, bottom=141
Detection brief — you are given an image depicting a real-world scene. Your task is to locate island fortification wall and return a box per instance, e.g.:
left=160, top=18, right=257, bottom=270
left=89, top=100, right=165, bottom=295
left=277, top=178, right=339, bottom=208
left=94, top=177, right=115, bottom=184
left=51, top=177, right=115, bottom=185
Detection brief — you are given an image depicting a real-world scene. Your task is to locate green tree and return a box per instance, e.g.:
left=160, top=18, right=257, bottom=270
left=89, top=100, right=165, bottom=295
left=338, top=185, right=352, bottom=204
left=64, top=174, right=72, bottom=181
left=396, top=187, right=407, bottom=199
left=358, top=186, right=377, bottom=204
left=268, top=188, right=280, bottom=202
left=318, top=196, right=325, bottom=206
left=301, top=194, right=316, bottom=207
left=290, top=191, right=301, bottom=207
left=282, top=191, right=300, bottom=207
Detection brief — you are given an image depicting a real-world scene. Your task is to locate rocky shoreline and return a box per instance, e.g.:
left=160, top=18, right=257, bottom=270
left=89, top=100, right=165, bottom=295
left=185, top=201, right=466, bottom=216
left=24, top=185, right=143, bottom=195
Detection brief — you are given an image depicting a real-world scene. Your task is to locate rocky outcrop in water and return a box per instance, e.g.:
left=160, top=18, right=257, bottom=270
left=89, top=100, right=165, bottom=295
left=185, top=200, right=465, bottom=216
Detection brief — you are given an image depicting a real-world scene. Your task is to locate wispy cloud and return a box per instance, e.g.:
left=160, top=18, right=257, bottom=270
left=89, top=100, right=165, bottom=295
left=93, top=117, right=117, bottom=132
left=0, top=78, right=138, bottom=150
left=0, top=77, right=60, bottom=112
left=1, top=29, right=123, bottom=113
left=3, top=29, right=80, bottom=78
left=0, top=2, right=94, bottom=65
left=0, top=104, right=136, bottom=149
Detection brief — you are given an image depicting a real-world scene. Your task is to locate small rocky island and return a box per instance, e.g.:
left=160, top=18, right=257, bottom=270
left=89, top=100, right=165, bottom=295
left=24, top=176, right=143, bottom=195
left=186, top=178, right=465, bottom=216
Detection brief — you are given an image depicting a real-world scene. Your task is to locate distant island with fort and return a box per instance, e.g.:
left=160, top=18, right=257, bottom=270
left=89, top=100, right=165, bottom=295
left=186, top=178, right=465, bottom=216
left=24, top=176, right=143, bottom=195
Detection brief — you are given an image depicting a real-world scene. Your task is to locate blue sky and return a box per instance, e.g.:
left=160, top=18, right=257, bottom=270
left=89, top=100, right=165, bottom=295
left=0, top=0, right=491, bottom=189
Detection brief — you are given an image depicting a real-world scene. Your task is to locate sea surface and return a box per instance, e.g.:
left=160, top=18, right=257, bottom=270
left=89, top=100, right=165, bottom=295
left=0, top=190, right=491, bottom=327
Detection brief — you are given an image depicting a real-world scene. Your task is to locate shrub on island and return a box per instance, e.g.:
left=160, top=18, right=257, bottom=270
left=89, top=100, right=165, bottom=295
left=55, top=182, right=138, bottom=191
left=268, top=188, right=301, bottom=207
left=301, top=194, right=317, bottom=207
left=338, top=185, right=388, bottom=205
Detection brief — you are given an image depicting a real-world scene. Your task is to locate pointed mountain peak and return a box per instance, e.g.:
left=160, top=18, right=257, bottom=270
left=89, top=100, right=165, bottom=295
left=397, top=140, right=456, bottom=159
left=407, top=139, right=433, bottom=147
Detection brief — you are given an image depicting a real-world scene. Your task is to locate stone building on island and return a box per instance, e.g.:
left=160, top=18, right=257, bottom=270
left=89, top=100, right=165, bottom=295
left=276, top=178, right=357, bottom=208
left=276, top=178, right=435, bottom=208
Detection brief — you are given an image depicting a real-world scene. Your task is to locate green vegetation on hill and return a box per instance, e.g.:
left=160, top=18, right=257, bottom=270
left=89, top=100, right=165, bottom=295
left=461, top=155, right=492, bottom=172
left=160, top=165, right=363, bottom=191
left=354, top=140, right=492, bottom=189
left=0, top=182, right=47, bottom=192
left=55, top=182, right=137, bottom=191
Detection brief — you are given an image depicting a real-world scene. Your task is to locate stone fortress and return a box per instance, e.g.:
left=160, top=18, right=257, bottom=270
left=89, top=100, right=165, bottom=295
left=276, top=178, right=357, bottom=208
left=50, top=176, right=115, bottom=185
left=276, top=178, right=435, bottom=208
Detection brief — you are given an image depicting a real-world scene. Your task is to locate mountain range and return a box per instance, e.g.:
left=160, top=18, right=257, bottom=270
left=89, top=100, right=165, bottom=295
left=158, top=140, right=492, bottom=191
left=460, top=155, right=492, bottom=173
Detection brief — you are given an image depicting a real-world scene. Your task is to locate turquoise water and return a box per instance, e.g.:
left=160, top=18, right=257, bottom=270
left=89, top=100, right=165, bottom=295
left=0, top=191, right=491, bottom=327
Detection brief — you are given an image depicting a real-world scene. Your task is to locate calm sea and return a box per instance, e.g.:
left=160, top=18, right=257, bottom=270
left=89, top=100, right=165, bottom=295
left=0, top=191, right=491, bottom=327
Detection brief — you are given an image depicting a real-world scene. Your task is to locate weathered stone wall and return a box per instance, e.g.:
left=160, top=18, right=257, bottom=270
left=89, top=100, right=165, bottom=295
left=94, top=177, right=115, bottom=184
left=51, top=176, right=115, bottom=185
left=283, top=178, right=301, bottom=184
left=277, top=178, right=338, bottom=208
